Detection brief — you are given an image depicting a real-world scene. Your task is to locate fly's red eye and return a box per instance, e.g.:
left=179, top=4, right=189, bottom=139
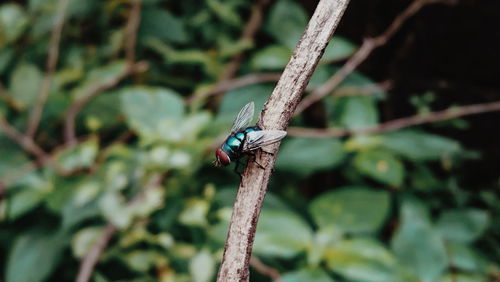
left=215, top=148, right=231, bottom=166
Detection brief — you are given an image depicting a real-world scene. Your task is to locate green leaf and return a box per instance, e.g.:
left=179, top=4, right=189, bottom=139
left=7, top=171, right=53, bottom=219
left=215, top=83, right=273, bottom=126
left=123, top=250, right=160, bottom=272
left=381, top=130, right=462, bottom=161
left=446, top=243, right=488, bottom=272
left=254, top=210, right=313, bottom=258
left=331, top=96, right=379, bottom=129
left=71, top=226, right=105, bottom=258
left=9, top=63, right=43, bottom=110
left=436, top=209, right=490, bottom=243
left=275, top=138, right=345, bottom=177
left=266, top=0, right=308, bottom=49
left=139, top=7, right=188, bottom=43
left=309, top=186, right=390, bottom=233
left=438, top=273, right=489, bottom=282
left=61, top=179, right=102, bottom=229
left=391, top=199, right=448, bottom=282
left=281, top=269, right=336, bottom=282
left=145, top=38, right=221, bottom=77
left=354, top=150, right=405, bottom=187
left=0, top=137, right=30, bottom=181
left=179, top=199, right=209, bottom=227
left=71, top=61, right=128, bottom=101
left=120, top=86, right=185, bottom=139
left=189, top=249, right=215, bottom=282
left=206, top=0, right=242, bottom=26
left=322, top=36, right=357, bottom=63
left=82, top=91, right=122, bottom=131
left=99, top=191, right=131, bottom=228
left=250, top=45, right=291, bottom=70
left=0, top=3, right=29, bottom=48
left=8, top=188, right=47, bottom=220
left=53, top=136, right=99, bottom=174
left=324, top=239, right=398, bottom=282
left=0, top=47, right=13, bottom=75
left=6, top=230, right=68, bottom=282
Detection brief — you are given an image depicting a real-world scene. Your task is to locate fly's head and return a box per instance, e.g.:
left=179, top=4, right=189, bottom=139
left=214, top=148, right=231, bottom=167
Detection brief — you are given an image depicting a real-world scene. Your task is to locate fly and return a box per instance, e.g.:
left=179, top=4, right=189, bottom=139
left=214, top=102, right=287, bottom=170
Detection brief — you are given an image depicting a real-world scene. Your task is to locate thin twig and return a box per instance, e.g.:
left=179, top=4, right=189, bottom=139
left=27, top=0, right=69, bottom=137
left=63, top=0, right=145, bottom=145
left=0, top=82, right=22, bottom=111
left=249, top=256, right=281, bottom=281
left=188, top=0, right=271, bottom=105
left=75, top=173, right=163, bottom=282
left=288, top=100, right=500, bottom=138
left=188, top=73, right=281, bottom=104
left=124, top=0, right=142, bottom=64
left=216, top=1, right=350, bottom=281
left=75, top=224, right=117, bottom=282
left=217, top=0, right=270, bottom=82
left=0, top=116, right=49, bottom=163
left=295, top=0, right=457, bottom=115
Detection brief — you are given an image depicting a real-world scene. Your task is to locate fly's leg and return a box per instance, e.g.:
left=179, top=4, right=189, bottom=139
left=247, top=152, right=265, bottom=170
left=234, top=158, right=242, bottom=175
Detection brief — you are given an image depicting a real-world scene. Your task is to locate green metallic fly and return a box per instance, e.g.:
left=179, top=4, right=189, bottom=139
left=214, top=102, right=287, bottom=169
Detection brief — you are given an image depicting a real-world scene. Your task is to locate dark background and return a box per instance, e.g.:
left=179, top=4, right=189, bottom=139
left=304, top=0, right=500, bottom=189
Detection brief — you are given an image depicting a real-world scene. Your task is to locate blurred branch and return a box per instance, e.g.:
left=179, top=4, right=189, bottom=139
left=217, top=0, right=350, bottom=281
left=75, top=224, right=117, bottom=282
left=76, top=173, right=163, bottom=282
left=0, top=82, right=23, bottom=111
left=27, top=0, right=69, bottom=137
left=249, top=256, right=281, bottom=281
left=333, top=80, right=393, bottom=97
left=0, top=116, right=49, bottom=163
left=188, top=72, right=281, bottom=104
left=295, top=0, right=458, bottom=115
left=188, top=0, right=271, bottom=105
left=125, top=0, right=142, bottom=64
left=64, top=0, right=145, bottom=145
left=288, top=100, right=500, bottom=138
left=217, top=0, right=270, bottom=82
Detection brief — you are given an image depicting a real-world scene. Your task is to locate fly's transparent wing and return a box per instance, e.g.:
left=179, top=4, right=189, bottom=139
left=230, top=102, right=255, bottom=134
left=242, top=130, right=287, bottom=152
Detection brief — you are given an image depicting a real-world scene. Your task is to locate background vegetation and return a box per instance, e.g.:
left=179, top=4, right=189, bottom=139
left=0, top=0, right=499, bottom=281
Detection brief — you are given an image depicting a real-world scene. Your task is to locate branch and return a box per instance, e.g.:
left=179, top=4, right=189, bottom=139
left=26, top=0, right=69, bottom=137
left=63, top=0, right=145, bottom=146
left=0, top=116, right=49, bottom=163
left=187, top=73, right=281, bottom=104
left=249, top=256, right=281, bottom=281
left=188, top=0, right=271, bottom=105
left=217, top=0, right=270, bottom=82
left=288, top=100, right=500, bottom=138
left=295, top=0, right=457, bottom=115
left=216, top=1, right=350, bottom=281
left=0, top=82, right=23, bottom=111
left=75, top=224, right=117, bottom=282
left=75, top=173, right=163, bottom=282
left=124, top=0, right=142, bottom=64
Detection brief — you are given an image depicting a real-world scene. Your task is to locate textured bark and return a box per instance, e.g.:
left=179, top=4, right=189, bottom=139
left=216, top=0, right=351, bottom=281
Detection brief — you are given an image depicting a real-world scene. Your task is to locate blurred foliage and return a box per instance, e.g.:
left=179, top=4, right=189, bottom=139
left=0, top=0, right=498, bottom=281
